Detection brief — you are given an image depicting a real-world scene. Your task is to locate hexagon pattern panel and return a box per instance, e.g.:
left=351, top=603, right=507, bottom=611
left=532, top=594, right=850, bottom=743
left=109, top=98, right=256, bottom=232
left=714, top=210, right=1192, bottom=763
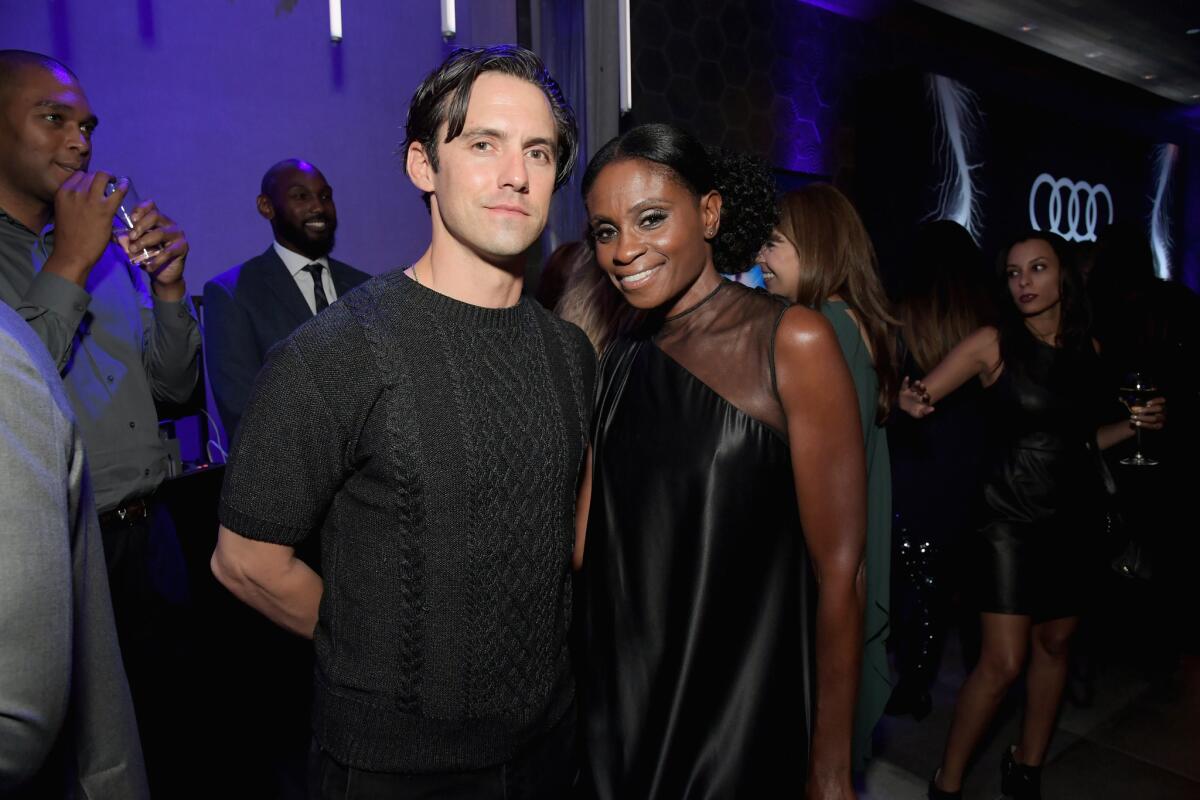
left=628, top=0, right=878, bottom=176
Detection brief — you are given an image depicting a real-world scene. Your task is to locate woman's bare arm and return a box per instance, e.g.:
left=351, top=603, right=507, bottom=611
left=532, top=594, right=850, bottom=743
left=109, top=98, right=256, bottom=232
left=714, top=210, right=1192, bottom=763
left=775, top=306, right=865, bottom=800
left=899, top=326, right=1001, bottom=418
left=572, top=445, right=593, bottom=571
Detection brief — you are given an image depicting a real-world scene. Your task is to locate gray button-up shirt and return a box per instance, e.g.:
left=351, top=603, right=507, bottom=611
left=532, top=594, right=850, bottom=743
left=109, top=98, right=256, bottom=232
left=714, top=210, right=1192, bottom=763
left=0, top=209, right=200, bottom=512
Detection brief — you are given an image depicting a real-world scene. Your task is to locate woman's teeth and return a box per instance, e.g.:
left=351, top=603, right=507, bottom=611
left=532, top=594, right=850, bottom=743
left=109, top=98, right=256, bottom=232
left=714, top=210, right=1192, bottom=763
left=621, top=266, right=659, bottom=287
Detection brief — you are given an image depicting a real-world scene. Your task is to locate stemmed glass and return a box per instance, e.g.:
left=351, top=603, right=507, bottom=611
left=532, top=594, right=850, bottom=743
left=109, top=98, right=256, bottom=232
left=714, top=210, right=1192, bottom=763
left=1118, top=371, right=1159, bottom=466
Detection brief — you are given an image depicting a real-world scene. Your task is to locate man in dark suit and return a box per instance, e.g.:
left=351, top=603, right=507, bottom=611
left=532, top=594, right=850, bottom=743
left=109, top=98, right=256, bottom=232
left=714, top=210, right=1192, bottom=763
left=203, top=159, right=370, bottom=439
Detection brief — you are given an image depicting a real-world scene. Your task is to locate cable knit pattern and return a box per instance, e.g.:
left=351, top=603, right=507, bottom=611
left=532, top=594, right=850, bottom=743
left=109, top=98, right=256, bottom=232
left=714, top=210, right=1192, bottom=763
left=441, top=312, right=571, bottom=717
left=345, top=283, right=426, bottom=713
left=218, top=270, right=595, bottom=773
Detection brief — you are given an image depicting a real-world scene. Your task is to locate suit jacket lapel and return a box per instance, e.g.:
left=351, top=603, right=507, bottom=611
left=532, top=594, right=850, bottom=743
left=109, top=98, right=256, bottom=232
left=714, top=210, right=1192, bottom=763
left=260, top=246, right=314, bottom=324
left=329, top=260, right=363, bottom=297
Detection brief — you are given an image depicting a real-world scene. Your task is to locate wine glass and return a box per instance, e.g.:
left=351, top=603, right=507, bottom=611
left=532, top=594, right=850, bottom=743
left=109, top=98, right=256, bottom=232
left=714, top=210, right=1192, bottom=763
left=1118, top=371, right=1159, bottom=466
left=104, top=177, right=164, bottom=267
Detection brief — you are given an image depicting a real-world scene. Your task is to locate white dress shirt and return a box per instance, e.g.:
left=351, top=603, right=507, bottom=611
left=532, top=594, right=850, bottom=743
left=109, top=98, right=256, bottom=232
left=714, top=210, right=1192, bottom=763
left=273, top=241, right=336, bottom=315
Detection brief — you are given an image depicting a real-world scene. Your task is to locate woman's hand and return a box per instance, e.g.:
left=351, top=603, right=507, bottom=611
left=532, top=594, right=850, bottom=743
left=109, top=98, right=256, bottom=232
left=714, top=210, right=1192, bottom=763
left=1130, top=397, right=1166, bottom=431
left=898, top=377, right=935, bottom=418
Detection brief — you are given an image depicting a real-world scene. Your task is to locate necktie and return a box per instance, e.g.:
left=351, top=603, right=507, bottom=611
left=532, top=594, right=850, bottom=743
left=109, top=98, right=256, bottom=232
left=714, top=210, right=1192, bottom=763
left=303, top=263, right=329, bottom=313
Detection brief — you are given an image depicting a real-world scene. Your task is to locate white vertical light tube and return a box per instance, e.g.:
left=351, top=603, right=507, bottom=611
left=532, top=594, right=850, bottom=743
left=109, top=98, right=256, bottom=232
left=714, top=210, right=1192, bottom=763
left=441, top=0, right=456, bottom=38
left=329, top=0, right=342, bottom=42
left=618, top=0, right=632, bottom=113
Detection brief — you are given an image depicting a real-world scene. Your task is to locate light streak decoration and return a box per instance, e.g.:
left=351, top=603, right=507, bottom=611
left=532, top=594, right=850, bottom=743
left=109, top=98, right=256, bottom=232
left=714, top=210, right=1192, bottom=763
left=1149, top=143, right=1178, bottom=279
left=927, top=75, right=984, bottom=243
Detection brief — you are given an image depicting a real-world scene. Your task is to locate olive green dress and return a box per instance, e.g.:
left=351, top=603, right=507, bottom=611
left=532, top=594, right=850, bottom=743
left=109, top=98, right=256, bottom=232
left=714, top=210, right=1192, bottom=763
left=820, top=300, right=893, bottom=770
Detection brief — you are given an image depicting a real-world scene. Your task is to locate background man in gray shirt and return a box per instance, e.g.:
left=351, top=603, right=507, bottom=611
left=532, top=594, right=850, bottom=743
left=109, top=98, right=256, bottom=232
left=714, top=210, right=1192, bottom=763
left=0, top=49, right=199, bottom=794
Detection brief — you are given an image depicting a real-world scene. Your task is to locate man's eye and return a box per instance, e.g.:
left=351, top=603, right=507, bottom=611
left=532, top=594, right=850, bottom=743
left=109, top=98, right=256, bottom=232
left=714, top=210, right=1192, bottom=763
left=43, top=114, right=62, bottom=123
left=473, top=141, right=493, bottom=151
left=528, top=149, right=550, bottom=161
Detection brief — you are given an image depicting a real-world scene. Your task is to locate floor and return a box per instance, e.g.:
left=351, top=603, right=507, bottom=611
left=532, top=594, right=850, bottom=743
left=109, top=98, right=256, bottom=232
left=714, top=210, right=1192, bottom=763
left=858, top=603, right=1200, bottom=799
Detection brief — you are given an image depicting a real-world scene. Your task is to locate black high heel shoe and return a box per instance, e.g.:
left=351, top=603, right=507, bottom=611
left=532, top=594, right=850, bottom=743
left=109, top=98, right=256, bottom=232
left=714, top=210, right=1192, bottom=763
left=1001, top=746, right=1043, bottom=800
left=927, top=769, right=962, bottom=800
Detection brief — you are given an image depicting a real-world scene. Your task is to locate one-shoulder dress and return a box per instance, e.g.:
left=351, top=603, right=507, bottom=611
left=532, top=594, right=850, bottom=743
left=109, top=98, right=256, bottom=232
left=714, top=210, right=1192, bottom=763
left=577, top=282, right=814, bottom=799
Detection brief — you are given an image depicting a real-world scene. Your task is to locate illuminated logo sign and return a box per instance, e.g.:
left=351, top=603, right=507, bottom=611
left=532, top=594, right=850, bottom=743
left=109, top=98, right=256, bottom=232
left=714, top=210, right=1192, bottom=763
left=1028, top=173, right=1113, bottom=242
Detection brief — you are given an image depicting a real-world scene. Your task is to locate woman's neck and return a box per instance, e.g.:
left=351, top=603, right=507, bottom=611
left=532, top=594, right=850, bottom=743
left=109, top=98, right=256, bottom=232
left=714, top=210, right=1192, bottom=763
left=664, top=263, right=723, bottom=320
left=1023, top=303, right=1062, bottom=345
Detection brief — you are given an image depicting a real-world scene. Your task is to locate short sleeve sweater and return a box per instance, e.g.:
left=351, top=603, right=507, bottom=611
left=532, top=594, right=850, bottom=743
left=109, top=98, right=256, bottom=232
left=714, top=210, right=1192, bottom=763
left=219, top=270, right=595, bottom=773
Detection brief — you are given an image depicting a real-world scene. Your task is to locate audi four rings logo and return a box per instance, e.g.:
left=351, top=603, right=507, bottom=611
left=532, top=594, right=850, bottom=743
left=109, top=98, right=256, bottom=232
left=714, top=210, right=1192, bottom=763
left=1028, top=173, right=1114, bottom=242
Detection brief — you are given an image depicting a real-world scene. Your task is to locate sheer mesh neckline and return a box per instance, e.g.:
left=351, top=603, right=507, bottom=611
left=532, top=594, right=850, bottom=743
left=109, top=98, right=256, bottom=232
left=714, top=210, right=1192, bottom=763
left=650, top=281, right=789, bottom=437
left=663, top=281, right=728, bottom=323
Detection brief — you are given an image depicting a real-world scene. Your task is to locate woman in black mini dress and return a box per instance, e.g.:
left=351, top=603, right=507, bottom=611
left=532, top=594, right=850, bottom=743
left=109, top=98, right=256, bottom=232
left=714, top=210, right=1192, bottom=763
left=901, top=231, right=1165, bottom=800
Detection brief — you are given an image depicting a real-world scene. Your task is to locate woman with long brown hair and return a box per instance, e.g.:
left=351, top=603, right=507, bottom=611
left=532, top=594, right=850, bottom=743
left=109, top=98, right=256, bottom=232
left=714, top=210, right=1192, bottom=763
left=886, top=221, right=994, bottom=720
left=758, top=183, right=898, bottom=770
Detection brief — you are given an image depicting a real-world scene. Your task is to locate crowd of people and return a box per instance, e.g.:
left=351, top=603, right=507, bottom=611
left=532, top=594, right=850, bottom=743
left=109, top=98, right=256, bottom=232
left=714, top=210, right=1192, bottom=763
left=1, top=41, right=1195, bottom=800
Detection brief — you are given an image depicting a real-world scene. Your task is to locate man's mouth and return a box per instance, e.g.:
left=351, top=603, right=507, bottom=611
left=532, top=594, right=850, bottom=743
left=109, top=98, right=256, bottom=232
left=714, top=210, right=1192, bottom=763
left=304, top=218, right=330, bottom=233
left=487, top=204, right=530, bottom=216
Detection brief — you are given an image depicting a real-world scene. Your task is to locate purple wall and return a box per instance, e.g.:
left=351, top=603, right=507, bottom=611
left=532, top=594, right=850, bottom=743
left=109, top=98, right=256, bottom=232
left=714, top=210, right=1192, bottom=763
left=1, top=0, right=516, bottom=286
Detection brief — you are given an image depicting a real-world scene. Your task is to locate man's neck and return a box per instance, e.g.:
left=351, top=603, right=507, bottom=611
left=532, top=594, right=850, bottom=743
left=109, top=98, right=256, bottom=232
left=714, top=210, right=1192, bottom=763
left=0, top=188, right=50, bottom=233
left=412, top=241, right=524, bottom=309
left=274, top=239, right=329, bottom=263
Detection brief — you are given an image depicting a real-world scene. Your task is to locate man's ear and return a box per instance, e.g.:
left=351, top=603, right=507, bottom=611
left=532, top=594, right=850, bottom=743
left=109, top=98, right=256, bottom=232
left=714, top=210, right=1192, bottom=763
left=407, top=141, right=436, bottom=194
left=256, top=195, right=275, bottom=221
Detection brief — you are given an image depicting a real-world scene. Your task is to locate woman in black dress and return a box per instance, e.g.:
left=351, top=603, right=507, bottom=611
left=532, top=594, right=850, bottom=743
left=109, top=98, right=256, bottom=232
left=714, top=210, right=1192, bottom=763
left=901, top=231, right=1165, bottom=800
left=573, top=124, right=866, bottom=800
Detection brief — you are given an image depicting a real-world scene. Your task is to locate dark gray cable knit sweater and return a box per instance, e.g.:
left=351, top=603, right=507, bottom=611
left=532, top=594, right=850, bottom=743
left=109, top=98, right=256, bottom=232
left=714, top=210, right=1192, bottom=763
left=218, top=270, right=595, bottom=772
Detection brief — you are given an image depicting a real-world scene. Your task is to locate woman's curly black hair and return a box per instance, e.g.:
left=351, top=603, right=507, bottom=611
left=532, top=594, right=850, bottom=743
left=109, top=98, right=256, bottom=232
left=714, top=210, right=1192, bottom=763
left=706, top=146, right=778, bottom=274
left=581, top=123, right=778, bottom=274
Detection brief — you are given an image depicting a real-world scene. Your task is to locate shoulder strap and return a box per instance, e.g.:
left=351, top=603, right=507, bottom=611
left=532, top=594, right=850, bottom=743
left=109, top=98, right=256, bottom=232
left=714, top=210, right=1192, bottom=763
left=768, top=297, right=792, bottom=404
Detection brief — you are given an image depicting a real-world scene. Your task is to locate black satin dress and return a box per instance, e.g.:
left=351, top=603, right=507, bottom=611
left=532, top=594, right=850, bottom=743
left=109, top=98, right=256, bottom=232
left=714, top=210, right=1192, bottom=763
left=577, top=282, right=812, bottom=799
left=976, top=338, right=1107, bottom=621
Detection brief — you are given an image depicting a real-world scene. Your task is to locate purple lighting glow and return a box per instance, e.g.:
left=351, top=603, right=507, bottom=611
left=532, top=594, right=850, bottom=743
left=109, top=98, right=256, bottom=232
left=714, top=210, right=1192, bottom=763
left=793, top=0, right=890, bottom=19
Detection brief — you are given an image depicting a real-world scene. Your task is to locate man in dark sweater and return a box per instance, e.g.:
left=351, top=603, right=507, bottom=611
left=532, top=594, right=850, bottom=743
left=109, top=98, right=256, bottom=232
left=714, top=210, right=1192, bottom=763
left=211, top=46, right=594, bottom=799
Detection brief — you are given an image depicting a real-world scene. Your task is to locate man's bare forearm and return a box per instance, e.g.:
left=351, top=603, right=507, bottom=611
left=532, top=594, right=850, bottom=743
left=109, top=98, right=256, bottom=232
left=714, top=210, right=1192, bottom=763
left=211, top=529, right=323, bottom=638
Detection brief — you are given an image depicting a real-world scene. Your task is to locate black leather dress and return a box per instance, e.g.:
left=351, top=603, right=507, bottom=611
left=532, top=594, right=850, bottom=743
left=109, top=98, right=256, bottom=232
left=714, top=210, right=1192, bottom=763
left=576, top=282, right=813, bottom=799
left=975, top=338, right=1107, bottom=621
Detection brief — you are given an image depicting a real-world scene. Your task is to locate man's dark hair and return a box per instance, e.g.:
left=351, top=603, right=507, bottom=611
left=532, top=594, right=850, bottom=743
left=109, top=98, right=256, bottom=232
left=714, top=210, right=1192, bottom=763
left=402, top=45, right=578, bottom=195
left=581, top=123, right=777, bottom=274
left=0, top=50, right=77, bottom=101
